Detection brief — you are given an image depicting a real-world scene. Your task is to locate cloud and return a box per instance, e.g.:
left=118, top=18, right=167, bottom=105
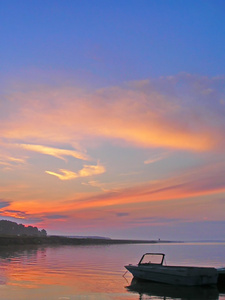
left=0, top=209, right=27, bottom=219
left=7, top=156, right=26, bottom=163
left=144, top=152, right=169, bottom=164
left=60, top=159, right=225, bottom=212
left=129, top=216, right=185, bottom=225
left=0, top=154, right=26, bottom=170
left=0, top=200, right=11, bottom=209
left=79, top=164, right=105, bottom=177
left=0, top=161, right=11, bottom=167
left=3, top=158, right=224, bottom=222
left=19, top=144, right=90, bottom=161
left=0, top=183, right=28, bottom=193
left=82, top=180, right=109, bottom=192
left=45, top=169, right=77, bottom=180
left=116, top=212, right=129, bottom=217
left=1, top=73, right=225, bottom=152
left=0, top=73, right=225, bottom=236
left=44, top=214, right=68, bottom=220
left=46, top=163, right=105, bottom=180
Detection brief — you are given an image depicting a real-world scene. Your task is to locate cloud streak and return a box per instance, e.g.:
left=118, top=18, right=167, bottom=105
left=1, top=74, right=225, bottom=237
left=1, top=74, right=224, bottom=152
left=46, top=163, right=105, bottom=180
left=0, top=200, right=11, bottom=209
left=45, top=169, right=78, bottom=180
left=144, top=152, right=169, bottom=164
left=61, top=160, right=225, bottom=212
left=2, top=158, right=224, bottom=233
left=19, top=144, right=90, bottom=161
left=0, top=154, right=26, bottom=170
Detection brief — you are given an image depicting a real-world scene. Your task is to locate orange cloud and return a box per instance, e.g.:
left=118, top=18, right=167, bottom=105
left=1, top=155, right=223, bottom=218
left=82, top=180, right=110, bottom=192
left=0, top=210, right=26, bottom=219
left=1, top=74, right=224, bottom=233
left=19, top=144, right=90, bottom=161
left=15, top=163, right=224, bottom=216
left=79, top=164, right=105, bottom=177
left=45, top=169, right=77, bottom=180
left=2, top=75, right=223, bottom=152
left=0, top=154, right=26, bottom=169
left=2, top=168, right=224, bottom=232
left=58, top=160, right=225, bottom=212
left=46, top=163, right=105, bottom=180
left=6, top=156, right=26, bottom=163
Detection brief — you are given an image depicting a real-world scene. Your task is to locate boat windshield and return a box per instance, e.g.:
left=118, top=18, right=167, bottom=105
left=138, top=253, right=165, bottom=265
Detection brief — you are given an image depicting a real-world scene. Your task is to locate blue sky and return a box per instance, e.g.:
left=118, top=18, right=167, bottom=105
left=1, top=0, right=225, bottom=82
left=0, top=0, right=225, bottom=240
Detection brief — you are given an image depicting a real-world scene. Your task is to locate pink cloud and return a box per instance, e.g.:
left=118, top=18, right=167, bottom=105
left=19, top=144, right=90, bottom=161
left=1, top=74, right=224, bottom=152
left=45, top=163, right=105, bottom=180
left=1, top=74, right=225, bottom=236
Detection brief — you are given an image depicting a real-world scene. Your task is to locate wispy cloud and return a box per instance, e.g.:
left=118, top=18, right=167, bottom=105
left=82, top=180, right=109, bottom=192
left=128, top=216, right=185, bottom=225
left=2, top=159, right=224, bottom=230
left=116, top=212, right=129, bottom=217
left=0, top=183, right=28, bottom=193
left=45, top=169, right=77, bottom=180
left=61, top=160, right=225, bottom=212
left=46, top=163, right=105, bottom=180
left=0, top=155, right=26, bottom=170
left=6, top=156, right=26, bottom=163
left=44, top=214, right=68, bottom=220
left=0, top=200, right=11, bottom=209
left=1, top=74, right=225, bottom=152
left=19, top=144, right=90, bottom=161
left=144, top=152, right=169, bottom=164
left=0, top=161, right=11, bottom=167
left=0, top=209, right=27, bottom=219
left=79, top=164, right=105, bottom=177
left=1, top=74, right=225, bottom=236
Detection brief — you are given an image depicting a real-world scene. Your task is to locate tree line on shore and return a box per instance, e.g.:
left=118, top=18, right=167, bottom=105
left=0, top=220, right=47, bottom=237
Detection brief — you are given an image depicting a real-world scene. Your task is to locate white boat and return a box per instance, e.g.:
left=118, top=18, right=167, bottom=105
left=125, top=253, right=218, bottom=286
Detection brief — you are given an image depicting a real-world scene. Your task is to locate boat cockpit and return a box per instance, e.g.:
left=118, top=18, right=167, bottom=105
left=138, top=253, right=165, bottom=266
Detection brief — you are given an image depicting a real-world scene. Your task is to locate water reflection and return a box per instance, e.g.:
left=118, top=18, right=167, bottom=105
left=127, top=278, right=220, bottom=300
left=0, top=243, right=224, bottom=299
left=0, top=245, right=44, bottom=259
left=0, top=245, right=46, bottom=287
left=0, top=245, right=128, bottom=300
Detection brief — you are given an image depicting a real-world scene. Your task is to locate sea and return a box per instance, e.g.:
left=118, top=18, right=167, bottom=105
left=0, top=241, right=224, bottom=300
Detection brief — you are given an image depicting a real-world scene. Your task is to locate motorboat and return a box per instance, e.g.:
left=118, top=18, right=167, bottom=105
left=124, top=253, right=218, bottom=286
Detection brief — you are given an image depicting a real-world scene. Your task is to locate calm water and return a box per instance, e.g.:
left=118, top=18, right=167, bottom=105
left=0, top=242, right=224, bottom=300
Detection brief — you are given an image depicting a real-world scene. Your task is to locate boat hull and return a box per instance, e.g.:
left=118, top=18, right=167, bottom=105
left=217, top=268, right=225, bottom=286
left=125, top=264, right=218, bottom=286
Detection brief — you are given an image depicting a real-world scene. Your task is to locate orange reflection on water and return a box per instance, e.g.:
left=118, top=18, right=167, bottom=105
left=0, top=243, right=224, bottom=300
left=0, top=245, right=128, bottom=300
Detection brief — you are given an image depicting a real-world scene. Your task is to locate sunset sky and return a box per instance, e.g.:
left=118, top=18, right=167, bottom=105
left=1, top=0, right=225, bottom=240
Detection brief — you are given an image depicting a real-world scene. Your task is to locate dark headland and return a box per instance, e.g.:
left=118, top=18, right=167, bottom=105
left=0, top=221, right=178, bottom=246
left=0, top=235, right=176, bottom=246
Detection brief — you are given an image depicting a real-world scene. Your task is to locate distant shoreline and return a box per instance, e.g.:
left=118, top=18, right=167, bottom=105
left=0, top=235, right=178, bottom=246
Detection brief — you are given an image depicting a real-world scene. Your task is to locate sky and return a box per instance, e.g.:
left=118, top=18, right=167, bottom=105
left=0, top=0, right=225, bottom=240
